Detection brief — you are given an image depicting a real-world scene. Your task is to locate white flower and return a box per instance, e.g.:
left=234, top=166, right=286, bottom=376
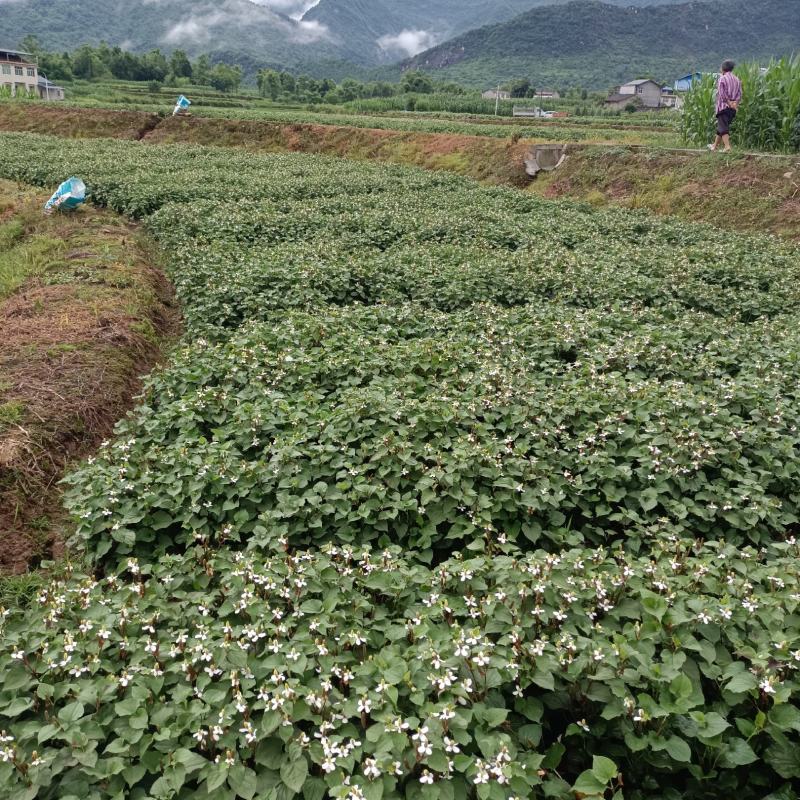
left=420, top=770, right=435, bottom=785
left=363, top=758, right=381, bottom=780
left=321, top=757, right=337, bottom=773
left=357, top=697, right=372, bottom=714
left=474, top=761, right=490, bottom=784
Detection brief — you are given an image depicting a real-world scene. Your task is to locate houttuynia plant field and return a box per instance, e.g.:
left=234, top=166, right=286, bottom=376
left=1, top=133, right=800, bottom=800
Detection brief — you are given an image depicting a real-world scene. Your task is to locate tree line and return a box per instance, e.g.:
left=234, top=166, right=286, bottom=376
left=16, top=37, right=472, bottom=101
left=18, top=37, right=244, bottom=93
left=254, top=69, right=464, bottom=103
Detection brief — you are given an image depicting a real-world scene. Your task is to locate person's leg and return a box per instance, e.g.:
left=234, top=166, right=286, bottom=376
left=721, top=134, right=732, bottom=152
left=709, top=113, right=724, bottom=150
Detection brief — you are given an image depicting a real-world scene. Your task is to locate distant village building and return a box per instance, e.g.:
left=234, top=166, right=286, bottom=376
left=1, top=48, right=38, bottom=97
left=0, top=48, right=64, bottom=100
left=605, top=79, right=665, bottom=110
left=659, top=88, right=683, bottom=109
left=674, top=72, right=703, bottom=92
left=37, top=76, right=65, bottom=101
left=513, top=106, right=553, bottom=118
left=482, top=89, right=511, bottom=100
left=533, top=90, right=560, bottom=100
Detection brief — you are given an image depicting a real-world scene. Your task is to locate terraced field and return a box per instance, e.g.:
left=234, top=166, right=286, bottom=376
left=1, top=133, right=799, bottom=800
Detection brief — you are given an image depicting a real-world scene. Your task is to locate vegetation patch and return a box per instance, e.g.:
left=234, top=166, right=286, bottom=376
left=0, top=134, right=799, bottom=798
left=0, top=178, right=179, bottom=576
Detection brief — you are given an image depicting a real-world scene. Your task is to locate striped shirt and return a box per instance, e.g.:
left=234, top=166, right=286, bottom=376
left=716, top=71, right=742, bottom=115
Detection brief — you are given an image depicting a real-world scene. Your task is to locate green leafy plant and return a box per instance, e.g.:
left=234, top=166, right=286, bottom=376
left=0, top=131, right=799, bottom=799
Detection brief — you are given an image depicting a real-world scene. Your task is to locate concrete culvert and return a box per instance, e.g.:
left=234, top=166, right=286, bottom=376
left=525, top=144, right=568, bottom=177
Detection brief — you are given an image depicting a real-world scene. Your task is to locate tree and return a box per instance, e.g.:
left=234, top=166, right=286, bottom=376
left=257, top=69, right=282, bottom=101
left=140, top=50, right=169, bottom=82
left=71, top=45, right=109, bottom=80
left=19, top=35, right=43, bottom=57
left=193, top=55, right=212, bottom=86
left=338, top=79, right=362, bottom=102
left=39, top=51, right=73, bottom=82
left=170, top=50, right=193, bottom=79
left=209, top=63, right=242, bottom=94
left=319, top=78, right=336, bottom=97
left=279, top=72, right=296, bottom=95
left=400, top=70, right=433, bottom=94
left=508, top=78, right=531, bottom=98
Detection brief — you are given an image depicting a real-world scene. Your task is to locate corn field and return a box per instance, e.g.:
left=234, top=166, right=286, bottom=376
left=682, top=55, right=800, bottom=153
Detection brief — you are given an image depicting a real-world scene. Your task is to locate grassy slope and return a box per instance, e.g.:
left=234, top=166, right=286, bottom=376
left=532, top=147, right=800, bottom=239
left=0, top=180, right=179, bottom=584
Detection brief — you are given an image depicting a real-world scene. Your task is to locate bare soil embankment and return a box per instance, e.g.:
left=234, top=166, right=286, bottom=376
left=0, top=180, right=179, bottom=575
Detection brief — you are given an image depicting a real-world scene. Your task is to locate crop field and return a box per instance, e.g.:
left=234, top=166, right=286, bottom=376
left=1, top=96, right=682, bottom=149
left=1, top=132, right=800, bottom=800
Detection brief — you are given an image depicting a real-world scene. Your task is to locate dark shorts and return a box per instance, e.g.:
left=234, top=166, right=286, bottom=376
left=716, top=107, right=737, bottom=136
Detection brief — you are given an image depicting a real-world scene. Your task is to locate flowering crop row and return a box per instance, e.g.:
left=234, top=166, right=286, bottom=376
left=0, top=133, right=799, bottom=799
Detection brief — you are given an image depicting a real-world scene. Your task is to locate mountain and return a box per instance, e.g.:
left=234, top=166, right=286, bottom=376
left=0, top=0, right=347, bottom=68
left=0, top=0, right=694, bottom=73
left=303, top=0, right=687, bottom=63
left=404, top=0, right=800, bottom=89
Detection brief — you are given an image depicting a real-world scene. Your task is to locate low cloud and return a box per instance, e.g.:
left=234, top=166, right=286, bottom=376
left=163, top=11, right=227, bottom=44
left=161, top=0, right=329, bottom=46
left=249, top=0, right=321, bottom=21
left=377, top=29, right=438, bottom=58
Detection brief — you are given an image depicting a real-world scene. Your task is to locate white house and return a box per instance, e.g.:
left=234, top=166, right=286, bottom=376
left=482, top=89, right=511, bottom=100
left=1, top=48, right=38, bottom=97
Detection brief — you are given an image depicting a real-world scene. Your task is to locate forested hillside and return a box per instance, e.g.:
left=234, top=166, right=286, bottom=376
left=405, top=0, right=800, bottom=88
left=0, top=0, right=349, bottom=68
left=0, top=0, right=698, bottom=72
left=305, top=0, right=687, bottom=62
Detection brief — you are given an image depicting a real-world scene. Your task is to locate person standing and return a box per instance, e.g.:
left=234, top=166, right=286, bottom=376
left=708, top=60, right=742, bottom=153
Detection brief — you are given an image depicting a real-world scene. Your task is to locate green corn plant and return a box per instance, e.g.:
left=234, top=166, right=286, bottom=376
left=682, top=56, right=800, bottom=153
left=680, top=73, right=717, bottom=146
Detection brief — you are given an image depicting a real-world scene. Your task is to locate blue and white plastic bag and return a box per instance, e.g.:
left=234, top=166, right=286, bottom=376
left=43, top=177, right=86, bottom=215
left=173, top=95, right=192, bottom=116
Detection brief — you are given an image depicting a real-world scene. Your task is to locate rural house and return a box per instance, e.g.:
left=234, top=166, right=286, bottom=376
left=605, top=78, right=664, bottom=110
left=674, top=72, right=703, bottom=92
left=0, top=48, right=64, bottom=99
left=660, top=87, right=683, bottom=109
left=37, top=76, right=65, bottom=100
left=1, top=48, right=38, bottom=97
left=482, top=89, right=511, bottom=100
left=605, top=78, right=664, bottom=109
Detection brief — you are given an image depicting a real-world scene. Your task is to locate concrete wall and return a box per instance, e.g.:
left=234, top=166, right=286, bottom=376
left=634, top=82, right=662, bottom=108
left=1, top=57, right=38, bottom=97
